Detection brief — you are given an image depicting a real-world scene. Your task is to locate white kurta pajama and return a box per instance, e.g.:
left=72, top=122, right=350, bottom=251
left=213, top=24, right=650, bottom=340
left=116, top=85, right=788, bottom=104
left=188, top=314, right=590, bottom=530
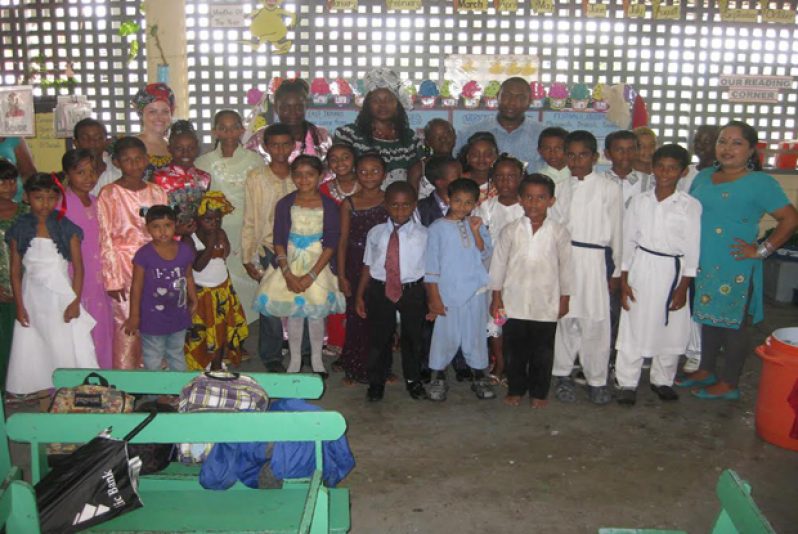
left=614, top=190, right=701, bottom=389
left=552, top=172, right=623, bottom=387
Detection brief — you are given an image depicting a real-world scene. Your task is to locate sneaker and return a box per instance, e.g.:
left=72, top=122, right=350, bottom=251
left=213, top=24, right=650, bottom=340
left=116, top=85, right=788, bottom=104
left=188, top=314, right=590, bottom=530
left=650, top=384, right=679, bottom=401
left=616, top=388, right=637, bottom=406
left=406, top=380, right=428, bottom=400
left=427, top=379, right=448, bottom=402
left=589, top=385, right=611, bottom=405
left=683, top=355, right=701, bottom=374
left=367, top=384, right=385, bottom=402
left=554, top=377, right=577, bottom=403
left=471, top=378, right=496, bottom=400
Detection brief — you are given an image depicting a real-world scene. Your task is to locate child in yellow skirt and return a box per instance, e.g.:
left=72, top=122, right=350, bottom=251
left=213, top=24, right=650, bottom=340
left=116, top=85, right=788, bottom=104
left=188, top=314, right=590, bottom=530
left=256, top=155, right=345, bottom=376
left=183, top=191, right=249, bottom=369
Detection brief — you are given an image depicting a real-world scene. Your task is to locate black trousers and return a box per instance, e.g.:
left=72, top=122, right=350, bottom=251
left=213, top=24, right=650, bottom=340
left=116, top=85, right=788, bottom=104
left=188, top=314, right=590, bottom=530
left=699, top=324, right=751, bottom=388
left=365, top=279, right=426, bottom=386
left=504, top=319, right=557, bottom=399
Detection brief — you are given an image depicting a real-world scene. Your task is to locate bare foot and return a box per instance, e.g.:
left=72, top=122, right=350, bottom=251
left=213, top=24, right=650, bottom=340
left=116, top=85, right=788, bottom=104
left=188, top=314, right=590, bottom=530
left=530, top=398, right=548, bottom=409
left=503, top=395, right=522, bottom=407
left=341, top=377, right=357, bottom=387
left=385, top=373, right=399, bottom=384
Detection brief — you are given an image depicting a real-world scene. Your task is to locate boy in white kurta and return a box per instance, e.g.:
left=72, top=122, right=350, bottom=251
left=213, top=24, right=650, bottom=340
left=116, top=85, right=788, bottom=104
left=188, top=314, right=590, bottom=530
left=552, top=131, right=623, bottom=405
left=490, top=174, right=573, bottom=408
left=615, top=145, right=701, bottom=405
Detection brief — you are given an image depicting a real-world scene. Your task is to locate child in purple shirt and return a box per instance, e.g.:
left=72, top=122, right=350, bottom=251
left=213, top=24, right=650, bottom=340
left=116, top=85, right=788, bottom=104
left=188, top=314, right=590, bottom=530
left=124, top=205, right=197, bottom=370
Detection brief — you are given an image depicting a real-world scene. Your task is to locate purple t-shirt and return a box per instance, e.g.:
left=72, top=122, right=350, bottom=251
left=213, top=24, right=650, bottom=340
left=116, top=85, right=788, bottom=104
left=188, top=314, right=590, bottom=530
left=133, top=241, right=195, bottom=336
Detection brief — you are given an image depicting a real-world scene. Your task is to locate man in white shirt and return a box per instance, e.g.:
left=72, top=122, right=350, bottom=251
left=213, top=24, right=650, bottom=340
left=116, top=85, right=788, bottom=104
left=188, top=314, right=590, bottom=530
left=356, top=181, right=428, bottom=402
left=73, top=118, right=121, bottom=196
left=454, top=77, right=546, bottom=171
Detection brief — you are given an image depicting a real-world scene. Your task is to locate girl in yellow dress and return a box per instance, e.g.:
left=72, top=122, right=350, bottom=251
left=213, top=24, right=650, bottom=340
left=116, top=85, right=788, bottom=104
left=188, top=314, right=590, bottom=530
left=256, top=155, right=345, bottom=376
left=183, top=192, right=249, bottom=370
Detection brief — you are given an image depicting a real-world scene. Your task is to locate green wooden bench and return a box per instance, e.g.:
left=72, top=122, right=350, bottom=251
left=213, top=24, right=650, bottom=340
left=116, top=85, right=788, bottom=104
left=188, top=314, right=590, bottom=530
left=43, top=369, right=327, bottom=487
left=52, top=368, right=324, bottom=399
left=5, top=410, right=351, bottom=533
left=599, top=469, right=775, bottom=534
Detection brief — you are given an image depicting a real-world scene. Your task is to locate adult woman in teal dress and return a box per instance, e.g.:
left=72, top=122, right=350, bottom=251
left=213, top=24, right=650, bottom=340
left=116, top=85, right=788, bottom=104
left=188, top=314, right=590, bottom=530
left=677, top=121, right=798, bottom=399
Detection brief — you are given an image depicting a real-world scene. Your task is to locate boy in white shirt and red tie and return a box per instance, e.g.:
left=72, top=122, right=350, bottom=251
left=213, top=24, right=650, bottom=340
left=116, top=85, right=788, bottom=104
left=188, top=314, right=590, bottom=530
left=356, top=182, right=428, bottom=402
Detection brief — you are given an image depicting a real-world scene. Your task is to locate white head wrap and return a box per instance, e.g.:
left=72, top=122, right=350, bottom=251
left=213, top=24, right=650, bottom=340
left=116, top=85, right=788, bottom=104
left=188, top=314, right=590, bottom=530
left=363, top=68, right=413, bottom=110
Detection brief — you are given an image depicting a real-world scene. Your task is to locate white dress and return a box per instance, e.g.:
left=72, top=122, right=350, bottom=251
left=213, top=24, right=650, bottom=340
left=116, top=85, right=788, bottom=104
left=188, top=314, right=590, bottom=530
left=6, top=238, right=98, bottom=394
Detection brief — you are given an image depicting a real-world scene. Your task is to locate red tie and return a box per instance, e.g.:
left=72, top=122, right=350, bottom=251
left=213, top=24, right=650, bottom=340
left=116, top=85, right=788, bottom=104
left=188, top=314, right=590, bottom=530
left=385, top=226, right=402, bottom=303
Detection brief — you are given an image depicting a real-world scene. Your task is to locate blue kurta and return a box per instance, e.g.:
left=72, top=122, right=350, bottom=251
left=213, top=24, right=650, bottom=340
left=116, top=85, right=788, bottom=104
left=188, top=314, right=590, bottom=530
left=424, top=218, right=492, bottom=307
left=425, top=217, right=493, bottom=370
left=690, top=169, right=790, bottom=328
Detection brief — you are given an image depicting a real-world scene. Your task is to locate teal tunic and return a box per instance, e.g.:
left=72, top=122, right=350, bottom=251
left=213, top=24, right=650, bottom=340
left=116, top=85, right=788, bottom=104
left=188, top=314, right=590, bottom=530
left=690, top=169, right=790, bottom=328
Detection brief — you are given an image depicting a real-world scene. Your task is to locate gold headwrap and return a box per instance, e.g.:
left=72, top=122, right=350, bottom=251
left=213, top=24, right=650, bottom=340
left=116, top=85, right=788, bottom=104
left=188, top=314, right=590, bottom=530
left=197, top=191, right=235, bottom=216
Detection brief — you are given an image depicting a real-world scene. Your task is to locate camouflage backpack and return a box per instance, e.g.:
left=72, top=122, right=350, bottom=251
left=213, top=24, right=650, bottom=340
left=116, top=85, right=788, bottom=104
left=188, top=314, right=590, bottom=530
left=47, top=372, right=136, bottom=455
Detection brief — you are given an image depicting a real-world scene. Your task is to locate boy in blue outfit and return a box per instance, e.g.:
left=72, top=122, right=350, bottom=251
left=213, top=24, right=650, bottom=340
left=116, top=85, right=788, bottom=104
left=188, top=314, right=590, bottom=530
left=355, top=182, right=428, bottom=402
left=425, top=178, right=495, bottom=401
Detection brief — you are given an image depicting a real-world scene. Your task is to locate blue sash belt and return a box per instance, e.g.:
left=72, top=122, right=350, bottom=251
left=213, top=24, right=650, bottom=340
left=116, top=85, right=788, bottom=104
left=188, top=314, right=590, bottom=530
left=571, top=240, right=614, bottom=279
left=638, top=245, right=683, bottom=326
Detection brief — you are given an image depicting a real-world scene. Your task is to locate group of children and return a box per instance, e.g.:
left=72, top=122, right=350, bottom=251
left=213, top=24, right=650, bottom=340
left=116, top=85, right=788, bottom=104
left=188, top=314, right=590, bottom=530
left=0, top=117, right=250, bottom=398
left=0, top=107, right=707, bottom=410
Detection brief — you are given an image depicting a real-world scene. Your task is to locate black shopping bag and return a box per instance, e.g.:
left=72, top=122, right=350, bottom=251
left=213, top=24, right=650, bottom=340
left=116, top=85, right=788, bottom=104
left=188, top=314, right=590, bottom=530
left=34, top=411, right=156, bottom=533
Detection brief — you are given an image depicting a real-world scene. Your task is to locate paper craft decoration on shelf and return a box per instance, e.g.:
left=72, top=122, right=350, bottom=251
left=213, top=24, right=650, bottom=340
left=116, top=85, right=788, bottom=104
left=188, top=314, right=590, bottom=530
left=310, top=78, right=331, bottom=106
left=331, top=79, right=353, bottom=107
left=592, top=83, right=608, bottom=111
left=483, top=81, right=501, bottom=109
left=418, top=80, right=439, bottom=109
left=548, top=82, right=568, bottom=110
left=0, top=85, right=34, bottom=137
left=530, top=82, right=546, bottom=109
left=250, top=0, right=296, bottom=54
left=652, top=0, right=680, bottom=19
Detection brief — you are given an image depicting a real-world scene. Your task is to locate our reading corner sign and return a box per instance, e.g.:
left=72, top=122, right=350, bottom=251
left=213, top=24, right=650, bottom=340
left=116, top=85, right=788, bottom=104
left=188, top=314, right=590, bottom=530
left=719, top=75, right=793, bottom=104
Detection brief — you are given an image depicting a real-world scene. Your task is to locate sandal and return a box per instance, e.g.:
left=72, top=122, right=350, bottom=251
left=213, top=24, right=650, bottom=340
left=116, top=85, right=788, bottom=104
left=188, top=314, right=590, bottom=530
left=487, top=374, right=508, bottom=388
